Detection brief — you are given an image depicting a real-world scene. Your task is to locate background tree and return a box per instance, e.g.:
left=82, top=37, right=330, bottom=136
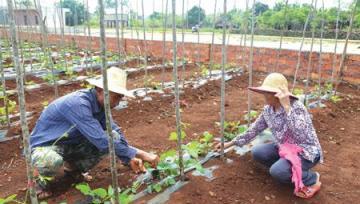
left=60, top=0, right=85, bottom=26
left=254, top=2, right=269, bottom=16
left=104, top=0, right=116, bottom=8
left=187, top=6, right=205, bottom=27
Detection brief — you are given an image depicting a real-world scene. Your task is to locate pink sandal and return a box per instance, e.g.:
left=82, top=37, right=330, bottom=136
left=295, top=172, right=321, bottom=199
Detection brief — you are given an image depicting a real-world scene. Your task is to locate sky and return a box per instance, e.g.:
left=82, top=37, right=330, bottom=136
left=0, top=0, right=355, bottom=16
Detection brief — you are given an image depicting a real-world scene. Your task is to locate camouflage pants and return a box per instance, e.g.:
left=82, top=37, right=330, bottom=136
left=31, top=139, right=105, bottom=187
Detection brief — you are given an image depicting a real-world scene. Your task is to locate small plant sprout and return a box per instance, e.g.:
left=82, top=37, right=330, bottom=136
left=75, top=183, right=134, bottom=204
left=0, top=194, right=17, bottom=204
left=41, top=101, right=49, bottom=109
left=219, top=121, right=248, bottom=141
left=25, top=80, right=36, bottom=85
left=293, top=88, right=304, bottom=96
left=244, top=110, right=258, bottom=123
left=65, top=69, right=78, bottom=80
left=200, top=65, right=209, bottom=77
left=330, top=95, right=342, bottom=103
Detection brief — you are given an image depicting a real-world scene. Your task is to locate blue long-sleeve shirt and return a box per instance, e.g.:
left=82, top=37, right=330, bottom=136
left=30, top=88, right=137, bottom=164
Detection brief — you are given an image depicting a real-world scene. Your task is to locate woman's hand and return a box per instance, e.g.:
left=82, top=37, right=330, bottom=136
left=214, top=141, right=234, bottom=152
left=275, top=86, right=291, bottom=113
left=136, top=149, right=160, bottom=168
left=129, top=158, right=146, bottom=174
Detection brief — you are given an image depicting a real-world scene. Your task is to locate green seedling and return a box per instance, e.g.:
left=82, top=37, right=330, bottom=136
left=41, top=73, right=59, bottom=83
left=25, top=80, right=36, bottom=85
left=0, top=194, right=17, bottom=204
left=330, top=95, right=342, bottom=103
left=41, top=101, right=49, bottom=109
left=220, top=121, right=248, bottom=141
left=293, top=88, right=304, bottom=96
left=75, top=183, right=134, bottom=204
left=65, top=69, right=78, bottom=80
left=244, top=110, right=258, bottom=122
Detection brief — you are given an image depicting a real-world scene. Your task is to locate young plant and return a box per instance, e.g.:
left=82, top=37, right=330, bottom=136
left=244, top=110, right=258, bottom=122
left=0, top=194, right=17, bottom=204
left=75, top=183, right=134, bottom=204
left=330, top=95, right=342, bottom=103
left=41, top=101, right=49, bottom=109
left=25, top=80, right=36, bottom=86
left=200, top=65, right=209, bottom=77
left=41, top=73, right=59, bottom=83
left=0, top=94, right=16, bottom=125
left=220, top=121, right=248, bottom=141
left=293, top=88, right=304, bottom=96
left=65, top=69, right=78, bottom=80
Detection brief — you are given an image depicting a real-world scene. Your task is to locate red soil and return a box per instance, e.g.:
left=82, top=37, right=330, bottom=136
left=0, top=69, right=359, bottom=204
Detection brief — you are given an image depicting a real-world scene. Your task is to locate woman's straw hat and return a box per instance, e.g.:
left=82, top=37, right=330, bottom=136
left=86, top=67, right=134, bottom=97
left=248, top=73, right=297, bottom=98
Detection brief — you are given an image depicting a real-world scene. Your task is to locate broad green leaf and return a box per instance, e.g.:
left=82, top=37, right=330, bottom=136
left=195, top=163, right=205, bottom=174
left=0, top=194, right=17, bottom=204
left=237, top=125, right=248, bottom=134
left=93, top=188, right=107, bottom=199
left=153, top=184, right=162, bottom=193
left=165, top=177, right=176, bottom=186
left=160, top=149, right=177, bottom=161
left=108, top=186, right=114, bottom=197
left=119, top=189, right=133, bottom=204
left=75, top=183, right=92, bottom=196
left=201, top=132, right=213, bottom=143
left=169, top=132, right=178, bottom=141
left=169, top=131, right=186, bottom=141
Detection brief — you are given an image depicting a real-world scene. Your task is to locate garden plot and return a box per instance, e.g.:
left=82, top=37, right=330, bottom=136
left=0, top=71, right=358, bottom=204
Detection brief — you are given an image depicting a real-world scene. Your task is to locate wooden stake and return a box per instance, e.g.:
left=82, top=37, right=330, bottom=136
left=98, top=0, right=120, bottom=203
left=6, top=0, right=38, bottom=202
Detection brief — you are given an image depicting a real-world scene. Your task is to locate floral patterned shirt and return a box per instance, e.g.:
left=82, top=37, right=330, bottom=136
left=234, top=100, right=323, bottom=163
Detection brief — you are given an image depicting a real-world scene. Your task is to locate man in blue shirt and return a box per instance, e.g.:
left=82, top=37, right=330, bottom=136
left=30, top=67, right=159, bottom=198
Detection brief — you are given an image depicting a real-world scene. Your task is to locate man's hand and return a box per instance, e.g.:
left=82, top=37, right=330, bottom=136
left=275, top=86, right=291, bottom=113
left=129, top=158, right=146, bottom=174
left=214, top=141, right=234, bottom=152
left=136, top=150, right=160, bottom=168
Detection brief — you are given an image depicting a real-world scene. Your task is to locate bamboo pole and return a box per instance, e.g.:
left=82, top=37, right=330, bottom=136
left=330, top=0, right=341, bottom=85
left=196, top=0, right=201, bottom=67
left=0, top=39, right=10, bottom=128
left=135, top=0, right=141, bottom=69
left=129, top=0, right=133, bottom=39
left=161, top=0, right=169, bottom=89
left=85, top=0, right=94, bottom=74
left=180, top=0, right=186, bottom=84
left=98, top=0, right=120, bottom=203
left=304, top=0, right=318, bottom=106
left=34, top=0, right=59, bottom=98
left=59, top=0, right=70, bottom=74
left=291, top=0, right=315, bottom=92
left=83, top=0, right=91, bottom=74
left=247, top=0, right=256, bottom=127
left=115, top=0, right=121, bottom=63
left=226, top=2, right=236, bottom=46
left=141, top=0, right=149, bottom=96
left=242, top=0, right=249, bottom=69
left=151, top=0, right=155, bottom=41
left=220, top=0, right=227, bottom=159
left=6, top=0, right=38, bottom=202
left=171, top=0, right=184, bottom=181
left=209, top=0, right=217, bottom=77
left=317, top=0, right=325, bottom=105
left=274, top=0, right=289, bottom=72
left=334, top=0, right=358, bottom=94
